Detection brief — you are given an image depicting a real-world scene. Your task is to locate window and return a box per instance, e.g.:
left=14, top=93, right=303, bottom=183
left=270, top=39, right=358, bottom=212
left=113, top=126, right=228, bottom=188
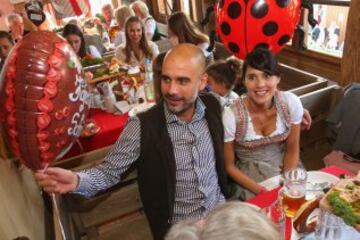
left=157, top=0, right=173, bottom=15
left=180, top=0, right=190, bottom=16
left=279, top=0, right=351, bottom=82
left=180, top=0, right=198, bottom=22
left=303, top=4, right=349, bottom=57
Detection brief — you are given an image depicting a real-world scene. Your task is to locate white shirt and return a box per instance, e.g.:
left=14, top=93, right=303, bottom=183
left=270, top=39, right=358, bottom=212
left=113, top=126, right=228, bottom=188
left=113, top=30, right=126, bottom=47
left=219, top=91, right=239, bottom=107
left=144, top=16, right=157, bottom=40
left=223, top=91, right=303, bottom=142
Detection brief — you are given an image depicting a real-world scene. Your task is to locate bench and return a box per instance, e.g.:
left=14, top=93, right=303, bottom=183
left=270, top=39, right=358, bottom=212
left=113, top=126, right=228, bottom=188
left=299, top=85, right=343, bottom=170
left=53, top=147, right=152, bottom=240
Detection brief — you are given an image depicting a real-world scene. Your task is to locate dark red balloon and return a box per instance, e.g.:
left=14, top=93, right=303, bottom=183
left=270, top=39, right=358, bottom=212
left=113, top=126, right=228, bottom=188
left=216, top=0, right=302, bottom=59
left=0, top=31, right=89, bottom=170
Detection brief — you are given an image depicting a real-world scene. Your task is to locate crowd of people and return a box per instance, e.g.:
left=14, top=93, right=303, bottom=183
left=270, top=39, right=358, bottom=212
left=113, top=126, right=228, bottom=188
left=1, top=1, right=313, bottom=239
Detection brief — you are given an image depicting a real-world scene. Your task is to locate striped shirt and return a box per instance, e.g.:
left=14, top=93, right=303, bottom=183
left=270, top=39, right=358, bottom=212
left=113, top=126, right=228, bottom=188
left=75, top=98, right=225, bottom=223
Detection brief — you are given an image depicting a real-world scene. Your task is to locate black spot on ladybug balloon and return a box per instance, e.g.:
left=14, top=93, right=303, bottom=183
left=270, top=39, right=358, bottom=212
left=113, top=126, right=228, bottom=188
left=216, top=0, right=301, bottom=59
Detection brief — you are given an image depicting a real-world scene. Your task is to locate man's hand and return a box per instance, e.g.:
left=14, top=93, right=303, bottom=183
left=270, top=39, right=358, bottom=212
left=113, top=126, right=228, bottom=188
left=34, top=167, right=79, bottom=194
left=301, top=109, right=312, bottom=130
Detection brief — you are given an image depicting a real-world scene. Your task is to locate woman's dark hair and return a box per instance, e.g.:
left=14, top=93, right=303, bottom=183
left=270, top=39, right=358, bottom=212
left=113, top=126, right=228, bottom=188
left=206, top=57, right=242, bottom=90
left=168, top=12, right=208, bottom=45
left=62, top=24, right=87, bottom=58
left=0, top=31, right=14, bottom=45
left=152, top=51, right=167, bottom=102
left=242, top=47, right=281, bottom=81
left=124, top=16, right=153, bottom=63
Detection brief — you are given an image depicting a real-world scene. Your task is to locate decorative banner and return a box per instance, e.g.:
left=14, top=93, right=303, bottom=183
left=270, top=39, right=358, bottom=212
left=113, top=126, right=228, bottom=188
left=0, top=31, right=89, bottom=170
left=51, top=0, right=90, bottom=19
left=216, top=0, right=302, bottom=59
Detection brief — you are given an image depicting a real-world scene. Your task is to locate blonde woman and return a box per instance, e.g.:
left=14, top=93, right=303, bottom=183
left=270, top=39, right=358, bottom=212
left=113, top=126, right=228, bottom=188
left=113, top=6, right=134, bottom=47
left=115, top=16, right=159, bottom=66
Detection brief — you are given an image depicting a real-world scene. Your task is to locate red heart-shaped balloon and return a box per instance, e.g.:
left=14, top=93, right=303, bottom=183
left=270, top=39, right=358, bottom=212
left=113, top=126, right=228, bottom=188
left=0, top=31, right=89, bottom=170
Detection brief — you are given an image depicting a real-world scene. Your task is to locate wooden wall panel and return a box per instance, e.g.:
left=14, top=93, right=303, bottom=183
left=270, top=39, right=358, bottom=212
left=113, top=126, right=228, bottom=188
left=340, top=0, right=360, bottom=86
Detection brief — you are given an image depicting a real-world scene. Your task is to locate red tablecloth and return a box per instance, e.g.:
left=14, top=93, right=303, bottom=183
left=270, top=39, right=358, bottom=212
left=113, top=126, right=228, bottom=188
left=246, top=166, right=354, bottom=240
left=63, top=109, right=129, bottom=158
left=247, top=166, right=353, bottom=208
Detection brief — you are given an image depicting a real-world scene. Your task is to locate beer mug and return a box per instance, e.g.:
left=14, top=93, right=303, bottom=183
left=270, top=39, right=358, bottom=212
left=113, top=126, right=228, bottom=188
left=280, top=168, right=307, bottom=217
left=109, top=25, right=120, bottom=39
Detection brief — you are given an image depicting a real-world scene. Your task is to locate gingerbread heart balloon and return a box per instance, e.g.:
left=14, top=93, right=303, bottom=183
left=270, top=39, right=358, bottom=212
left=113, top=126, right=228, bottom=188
left=0, top=31, right=89, bottom=170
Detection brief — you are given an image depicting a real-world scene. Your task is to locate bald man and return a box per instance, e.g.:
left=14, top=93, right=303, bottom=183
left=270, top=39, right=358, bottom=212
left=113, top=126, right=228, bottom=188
left=35, top=44, right=228, bottom=240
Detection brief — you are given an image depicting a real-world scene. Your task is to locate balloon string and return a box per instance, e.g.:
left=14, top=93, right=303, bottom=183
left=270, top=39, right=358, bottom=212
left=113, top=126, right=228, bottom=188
left=40, top=164, right=67, bottom=239
left=51, top=193, right=67, bottom=240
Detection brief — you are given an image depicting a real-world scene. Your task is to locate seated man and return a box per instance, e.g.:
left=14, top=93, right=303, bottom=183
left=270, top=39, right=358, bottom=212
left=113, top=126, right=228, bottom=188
left=35, top=44, right=229, bottom=240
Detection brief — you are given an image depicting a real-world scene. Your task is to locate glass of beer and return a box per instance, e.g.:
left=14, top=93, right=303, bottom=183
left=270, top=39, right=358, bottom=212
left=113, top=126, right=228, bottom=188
left=109, top=25, right=120, bottom=40
left=281, top=168, right=307, bottom=218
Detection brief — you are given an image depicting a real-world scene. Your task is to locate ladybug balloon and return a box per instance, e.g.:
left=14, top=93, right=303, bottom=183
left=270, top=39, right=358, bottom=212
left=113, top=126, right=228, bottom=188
left=0, top=31, right=89, bottom=170
left=216, top=0, right=302, bottom=59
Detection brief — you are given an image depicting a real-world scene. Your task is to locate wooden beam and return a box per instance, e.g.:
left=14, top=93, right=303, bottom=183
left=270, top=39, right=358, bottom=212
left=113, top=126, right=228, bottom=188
left=340, top=0, right=360, bottom=86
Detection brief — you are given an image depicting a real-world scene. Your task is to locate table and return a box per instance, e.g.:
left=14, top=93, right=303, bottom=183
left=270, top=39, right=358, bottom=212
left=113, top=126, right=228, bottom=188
left=63, top=109, right=129, bottom=158
left=246, top=166, right=354, bottom=240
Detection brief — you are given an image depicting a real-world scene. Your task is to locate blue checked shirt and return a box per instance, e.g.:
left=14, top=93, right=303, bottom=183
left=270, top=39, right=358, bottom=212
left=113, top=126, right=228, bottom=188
left=75, top=98, right=225, bottom=223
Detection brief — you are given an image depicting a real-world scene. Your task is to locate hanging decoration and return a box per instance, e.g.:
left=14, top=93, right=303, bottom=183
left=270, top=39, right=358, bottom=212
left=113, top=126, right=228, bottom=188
left=213, top=0, right=317, bottom=59
left=51, top=0, right=90, bottom=19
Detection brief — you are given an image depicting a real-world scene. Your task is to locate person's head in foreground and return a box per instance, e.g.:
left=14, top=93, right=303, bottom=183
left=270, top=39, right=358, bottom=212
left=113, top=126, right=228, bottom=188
left=165, top=201, right=280, bottom=240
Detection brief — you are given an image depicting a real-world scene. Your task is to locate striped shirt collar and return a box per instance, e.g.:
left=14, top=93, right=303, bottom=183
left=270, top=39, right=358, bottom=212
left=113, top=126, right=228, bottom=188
left=163, top=97, right=206, bottom=124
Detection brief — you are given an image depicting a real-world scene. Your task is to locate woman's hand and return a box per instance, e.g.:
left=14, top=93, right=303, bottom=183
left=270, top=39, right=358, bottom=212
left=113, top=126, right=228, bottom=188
left=224, top=141, right=265, bottom=195
left=34, top=167, right=79, bottom=194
